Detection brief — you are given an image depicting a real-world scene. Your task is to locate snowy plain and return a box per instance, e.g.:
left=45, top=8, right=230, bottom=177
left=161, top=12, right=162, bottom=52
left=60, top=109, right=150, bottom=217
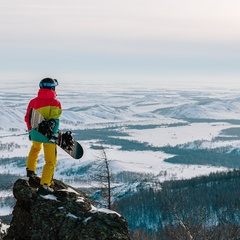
left=1, top=79, right=240, bottom=216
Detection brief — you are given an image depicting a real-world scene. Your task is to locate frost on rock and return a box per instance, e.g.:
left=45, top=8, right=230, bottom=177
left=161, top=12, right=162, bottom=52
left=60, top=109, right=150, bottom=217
left=90, top=205, right=121, bottom=217
left=0, top=221, right=9, bottom=239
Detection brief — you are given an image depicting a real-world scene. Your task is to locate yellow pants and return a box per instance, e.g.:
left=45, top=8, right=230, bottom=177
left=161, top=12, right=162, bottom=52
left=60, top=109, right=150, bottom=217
left=26, top=141, right=57, bottom=186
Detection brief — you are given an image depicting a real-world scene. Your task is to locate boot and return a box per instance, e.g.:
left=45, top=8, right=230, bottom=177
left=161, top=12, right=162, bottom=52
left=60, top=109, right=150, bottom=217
left=27, top=169, right=37, bottom=178
left=38, top=185, right=54, bottom=195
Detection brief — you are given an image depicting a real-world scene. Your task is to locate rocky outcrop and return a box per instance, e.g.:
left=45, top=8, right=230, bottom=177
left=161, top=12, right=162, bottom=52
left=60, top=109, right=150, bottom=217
left=4, top=177, right=130, bottom=240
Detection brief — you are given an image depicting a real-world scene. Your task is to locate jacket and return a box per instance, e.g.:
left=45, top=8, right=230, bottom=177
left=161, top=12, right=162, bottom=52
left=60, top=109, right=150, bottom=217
left=24, top=88, right=62, bottom=142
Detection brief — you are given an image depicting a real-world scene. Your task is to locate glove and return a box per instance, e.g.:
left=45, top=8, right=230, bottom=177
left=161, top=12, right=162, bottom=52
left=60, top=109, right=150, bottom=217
left=27, top=130, right=31, bottom=141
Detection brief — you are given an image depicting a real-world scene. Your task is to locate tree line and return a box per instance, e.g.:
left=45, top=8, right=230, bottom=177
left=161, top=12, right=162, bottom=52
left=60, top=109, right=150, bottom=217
left=113, top=169, right=240, bottom=239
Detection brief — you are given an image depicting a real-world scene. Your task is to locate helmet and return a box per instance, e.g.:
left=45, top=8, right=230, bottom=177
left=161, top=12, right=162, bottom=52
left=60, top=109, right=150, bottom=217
left=39, top=78, right=59, bottom=90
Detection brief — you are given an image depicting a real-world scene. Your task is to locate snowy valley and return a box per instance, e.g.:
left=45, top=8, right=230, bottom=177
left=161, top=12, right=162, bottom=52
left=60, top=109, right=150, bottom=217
left=1, top=81, right=240, bottom=221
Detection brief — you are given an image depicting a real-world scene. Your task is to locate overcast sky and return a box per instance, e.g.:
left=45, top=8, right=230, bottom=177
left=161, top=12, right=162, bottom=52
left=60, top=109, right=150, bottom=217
left=1, top=0, right=240, bottom=85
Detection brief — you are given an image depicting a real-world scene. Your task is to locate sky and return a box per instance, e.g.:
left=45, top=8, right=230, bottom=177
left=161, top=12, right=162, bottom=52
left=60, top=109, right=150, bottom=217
left=0, top=0, right=240, bottom=86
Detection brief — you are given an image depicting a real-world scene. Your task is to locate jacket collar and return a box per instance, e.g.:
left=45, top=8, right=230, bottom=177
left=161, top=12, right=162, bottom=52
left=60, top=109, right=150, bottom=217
left=38, top=88, right=56, bottom=99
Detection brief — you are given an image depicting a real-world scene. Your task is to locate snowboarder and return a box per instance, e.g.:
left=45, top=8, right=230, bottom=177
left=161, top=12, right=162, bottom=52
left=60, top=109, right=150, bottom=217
left=24, top=78, right=62, bottom=195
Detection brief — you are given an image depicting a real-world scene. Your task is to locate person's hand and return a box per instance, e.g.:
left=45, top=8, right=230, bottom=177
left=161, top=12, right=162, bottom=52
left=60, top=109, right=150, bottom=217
left=27, top=130, right=31, bottom=141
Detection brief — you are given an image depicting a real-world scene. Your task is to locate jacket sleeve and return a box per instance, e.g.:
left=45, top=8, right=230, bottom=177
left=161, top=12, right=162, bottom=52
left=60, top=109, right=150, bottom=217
left=50, top=105, right=62, bottom=136
left=24, top=101, right=33, bottom=130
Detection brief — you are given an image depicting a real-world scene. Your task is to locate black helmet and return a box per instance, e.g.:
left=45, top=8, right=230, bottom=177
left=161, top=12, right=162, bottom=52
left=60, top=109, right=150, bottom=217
left=39, top=78, right=59, bottom=90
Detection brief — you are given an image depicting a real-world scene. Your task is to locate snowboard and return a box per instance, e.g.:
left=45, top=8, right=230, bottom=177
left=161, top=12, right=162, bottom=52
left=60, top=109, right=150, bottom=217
left=30, top=108, right=84, bottom=159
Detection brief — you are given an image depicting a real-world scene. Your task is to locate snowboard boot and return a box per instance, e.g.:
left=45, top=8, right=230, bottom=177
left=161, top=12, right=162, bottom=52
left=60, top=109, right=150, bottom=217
left=27, top=169, right=37, bottom=178
left=38, top=185, right=54, bottom=195
left=27, top=169, right=41, bottom=188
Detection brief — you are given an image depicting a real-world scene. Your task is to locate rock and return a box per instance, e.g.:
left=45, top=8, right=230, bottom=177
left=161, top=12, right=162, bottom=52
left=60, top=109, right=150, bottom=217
left=4, top=178, right=130, bottom=240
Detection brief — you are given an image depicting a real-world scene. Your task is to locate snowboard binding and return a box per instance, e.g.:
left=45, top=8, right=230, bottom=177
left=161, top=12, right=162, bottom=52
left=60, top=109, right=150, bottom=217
left=60, top=131, right=74, bottom=151
left=36, top=119, right=56, bottom=139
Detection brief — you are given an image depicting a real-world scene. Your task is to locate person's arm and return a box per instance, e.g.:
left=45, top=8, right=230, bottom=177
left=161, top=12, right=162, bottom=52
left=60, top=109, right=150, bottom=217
left=24, top=101, right=33, bottom=130
left=50, top=106, right=62, bottom=136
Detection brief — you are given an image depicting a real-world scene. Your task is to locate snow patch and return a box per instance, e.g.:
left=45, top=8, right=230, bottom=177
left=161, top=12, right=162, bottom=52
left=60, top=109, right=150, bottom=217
left=90, top=205, right=121, bottom=217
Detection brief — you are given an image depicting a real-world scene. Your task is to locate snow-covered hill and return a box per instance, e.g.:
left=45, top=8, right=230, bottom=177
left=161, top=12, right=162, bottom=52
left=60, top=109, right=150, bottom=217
left=1, top=80, right=240, bottom=216
left=1, top=82, right=240, bottom=174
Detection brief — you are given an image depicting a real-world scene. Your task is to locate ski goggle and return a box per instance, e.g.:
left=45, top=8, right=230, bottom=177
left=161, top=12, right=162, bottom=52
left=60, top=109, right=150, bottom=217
left=39, top=79, right=59, bottom=88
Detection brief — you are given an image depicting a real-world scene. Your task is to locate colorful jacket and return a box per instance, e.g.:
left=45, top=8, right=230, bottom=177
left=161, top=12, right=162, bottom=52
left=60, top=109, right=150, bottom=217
left=24, top=88, right=62, bottom=143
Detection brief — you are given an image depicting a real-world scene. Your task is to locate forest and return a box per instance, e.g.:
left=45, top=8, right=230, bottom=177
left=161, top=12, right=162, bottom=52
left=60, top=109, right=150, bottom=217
left=1, top=148, right=240, bottom=239
left=113, top=169, right=240, bottom=240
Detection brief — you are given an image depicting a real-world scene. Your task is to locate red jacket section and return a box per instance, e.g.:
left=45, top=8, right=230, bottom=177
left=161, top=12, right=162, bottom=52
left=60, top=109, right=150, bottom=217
left=25, top=88, right=62, bottom=131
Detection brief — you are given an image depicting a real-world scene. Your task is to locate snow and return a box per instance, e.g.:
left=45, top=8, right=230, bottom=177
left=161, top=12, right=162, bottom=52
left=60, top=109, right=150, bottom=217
left=0, top=85, right=239, bottom=180
left=0, top=191, right=13, bottom=216
left=83, top=216, right=92, bottom=224
left=66, top=213, right=78, bottom=219
left=0, top=222, right=9, bottom=235
left=40, top=194, right=59, bottom=201
left=90, top=205, right=121, bottom=217
left=0, top=205, right=12, bottom=216
left=1, top=80, right=240, bottom=217
left=123, top=122, right=233, bottom=147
